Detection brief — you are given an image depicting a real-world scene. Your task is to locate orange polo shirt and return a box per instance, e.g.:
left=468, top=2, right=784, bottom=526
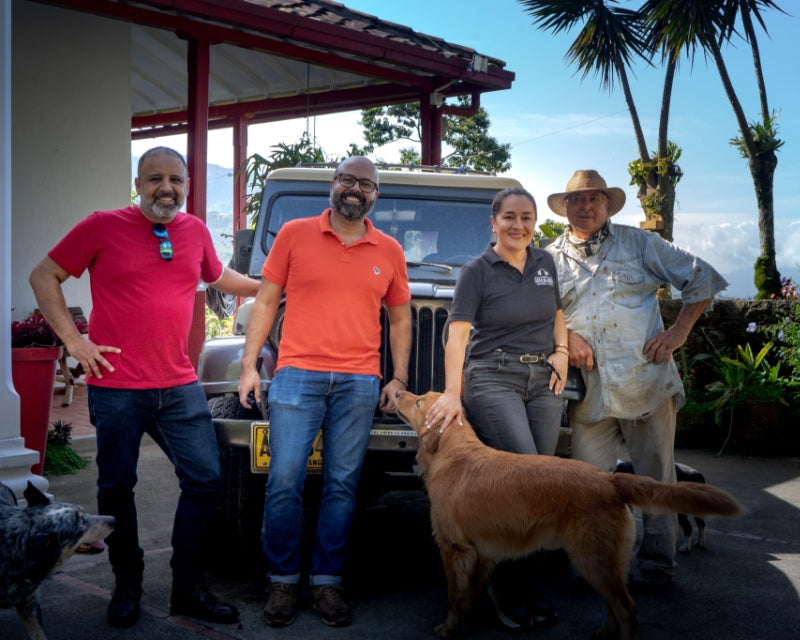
left=262, top=209, right=410, bottom=376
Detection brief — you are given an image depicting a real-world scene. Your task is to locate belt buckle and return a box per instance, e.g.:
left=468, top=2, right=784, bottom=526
left=519, top=354, right=540, bottom=364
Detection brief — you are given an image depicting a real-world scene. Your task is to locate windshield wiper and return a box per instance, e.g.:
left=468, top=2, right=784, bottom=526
left=406, top=261, right=454, bottom=274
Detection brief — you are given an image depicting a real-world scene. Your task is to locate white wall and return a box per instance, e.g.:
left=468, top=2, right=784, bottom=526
left=11, top=1, right=131, bottom=321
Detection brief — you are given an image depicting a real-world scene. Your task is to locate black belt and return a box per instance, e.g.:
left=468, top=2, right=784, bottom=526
left=480, top=349, right=547, bottom=364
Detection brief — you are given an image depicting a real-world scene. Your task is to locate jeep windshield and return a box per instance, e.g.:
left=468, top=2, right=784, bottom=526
left=262, top=194, right=493, bottom=268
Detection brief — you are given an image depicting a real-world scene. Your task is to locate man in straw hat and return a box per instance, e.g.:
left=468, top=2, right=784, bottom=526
left=545, top=169, right=727, bottom=590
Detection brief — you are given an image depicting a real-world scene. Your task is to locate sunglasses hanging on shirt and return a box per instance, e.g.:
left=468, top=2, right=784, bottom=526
left=152, top=223, right=173, bottom=261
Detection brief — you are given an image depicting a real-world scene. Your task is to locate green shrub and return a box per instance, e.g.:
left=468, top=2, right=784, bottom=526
left=43, top=420, right=89, bottom=476
left=44, top=444, right=89, bottom=476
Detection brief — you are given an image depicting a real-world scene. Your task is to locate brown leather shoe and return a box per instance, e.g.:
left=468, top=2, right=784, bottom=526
left=263, top=582, right=297, bottom=627
left=312, top=584, right=351, bottom=627
left=107, top=584, right=141, bottom=627
left=170, top=584, right=239, bottom=623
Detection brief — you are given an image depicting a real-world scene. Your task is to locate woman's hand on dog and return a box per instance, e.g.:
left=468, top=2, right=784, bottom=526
left=425, top=390, right=464, bottom=432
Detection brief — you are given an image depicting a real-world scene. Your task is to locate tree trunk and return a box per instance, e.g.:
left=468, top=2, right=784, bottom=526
left=739, top=8, right=770, bottom=123
left=655, top=59, right=677, bottom=242
left=657, top=170, right=676, bottom=241
left=750, top=150, right=781, bottom=298
left=616, top=59, right=650, bottom=163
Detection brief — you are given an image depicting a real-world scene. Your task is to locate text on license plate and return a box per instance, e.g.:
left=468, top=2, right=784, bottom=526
left=250, top=422, right=323, bottom=474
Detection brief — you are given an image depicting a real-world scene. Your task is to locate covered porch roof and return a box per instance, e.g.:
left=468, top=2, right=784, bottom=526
left=36, top=0, right=515, bottom=141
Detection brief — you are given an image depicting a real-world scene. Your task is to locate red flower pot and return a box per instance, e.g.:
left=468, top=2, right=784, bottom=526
left=11, top=346, right=61, bottom=475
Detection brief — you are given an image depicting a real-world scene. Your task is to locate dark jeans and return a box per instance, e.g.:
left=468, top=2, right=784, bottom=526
left=89, top=382, right=222, bottom=588
left=463, top=351, right=564, bottom=607
left=463, top=352, right=563, bottom=455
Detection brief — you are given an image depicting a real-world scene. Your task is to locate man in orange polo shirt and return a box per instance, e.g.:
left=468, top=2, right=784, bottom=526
left=238, top=156, right=411, bottom=628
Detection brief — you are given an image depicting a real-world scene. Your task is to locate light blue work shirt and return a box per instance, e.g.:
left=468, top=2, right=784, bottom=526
left=546, top=221, right=728, bottom=420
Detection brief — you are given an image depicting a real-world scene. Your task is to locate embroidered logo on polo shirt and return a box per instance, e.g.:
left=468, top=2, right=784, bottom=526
left=534, top=268, right=554, bottom=287
left=373, top=266, right=381, bottom=275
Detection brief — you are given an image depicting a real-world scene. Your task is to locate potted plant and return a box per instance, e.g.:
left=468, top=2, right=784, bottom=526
left=706, top=342, right=796, bottom=455
left=10, top=310, right=87, bottom=475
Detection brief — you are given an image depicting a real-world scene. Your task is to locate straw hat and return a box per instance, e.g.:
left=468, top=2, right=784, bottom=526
left=547, top=170, right=626, bottom=217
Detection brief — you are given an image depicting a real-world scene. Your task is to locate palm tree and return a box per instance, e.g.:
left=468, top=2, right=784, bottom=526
left=641, top=0, right=786, bottom=298
left=518, top=0, right=683, bottom=241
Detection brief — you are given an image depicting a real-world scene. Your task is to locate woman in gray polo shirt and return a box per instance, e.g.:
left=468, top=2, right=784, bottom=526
left=424, top=186, right=568, bottom=629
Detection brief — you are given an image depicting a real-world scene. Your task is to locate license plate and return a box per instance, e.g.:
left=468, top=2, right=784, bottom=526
left=250, top=422, right=323, bottom=474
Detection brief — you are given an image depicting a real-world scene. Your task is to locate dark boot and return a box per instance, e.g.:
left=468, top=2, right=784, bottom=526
left=107, top=548, right=144, bottom=627
left=170, top=583, right=239, bottom=624
left=108, top=583, right=142, bottom=627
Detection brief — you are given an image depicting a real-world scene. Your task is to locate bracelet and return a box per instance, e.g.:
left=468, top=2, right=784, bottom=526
left=555, top=343, right=568, bottom=349
left=555, top=346, right=569, bottom=354
left=393, top=376, right=408, bottom=388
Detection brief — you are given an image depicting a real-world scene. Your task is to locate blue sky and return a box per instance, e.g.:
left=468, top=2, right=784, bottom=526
left=133, top=0, right=799, bottom=299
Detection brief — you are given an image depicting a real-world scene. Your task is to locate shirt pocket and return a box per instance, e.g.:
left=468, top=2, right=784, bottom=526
left=609, top=264, right=645, bottom=309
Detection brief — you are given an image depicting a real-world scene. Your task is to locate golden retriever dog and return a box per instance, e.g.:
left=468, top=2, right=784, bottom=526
left=395, top=391, right=741, bottom=640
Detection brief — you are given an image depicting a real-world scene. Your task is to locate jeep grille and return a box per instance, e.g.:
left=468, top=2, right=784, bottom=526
left=380, top=299, right=450, bottom=398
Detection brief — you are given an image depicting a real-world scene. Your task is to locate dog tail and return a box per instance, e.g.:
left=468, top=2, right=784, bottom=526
left=612, top=473, right=742, bottom=518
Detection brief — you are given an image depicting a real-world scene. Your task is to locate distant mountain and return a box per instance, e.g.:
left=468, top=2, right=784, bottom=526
left=132, top=156, right=236, bottom=264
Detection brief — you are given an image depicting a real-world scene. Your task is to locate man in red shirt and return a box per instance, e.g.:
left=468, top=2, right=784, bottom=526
left=30, top=147, right=260, bottom=629
left=238, top=156, right=411, bottom=628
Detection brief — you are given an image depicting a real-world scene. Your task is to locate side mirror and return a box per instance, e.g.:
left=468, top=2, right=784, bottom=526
left=233, top=228, right=255, bottom=274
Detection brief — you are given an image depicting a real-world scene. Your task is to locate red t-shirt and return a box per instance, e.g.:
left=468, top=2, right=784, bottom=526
left=262, top=210, right=410, bottom=376
left=48, top=205, right=223, bottom=388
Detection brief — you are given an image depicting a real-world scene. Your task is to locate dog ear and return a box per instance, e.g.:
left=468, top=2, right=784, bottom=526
left=422, top=431, right=440, bottom=455
left=24, top=481, right=50, bottom=507
left=421, top=415, right=449, bottom=455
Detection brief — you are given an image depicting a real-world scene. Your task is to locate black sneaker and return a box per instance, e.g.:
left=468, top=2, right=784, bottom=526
left=107, top=584, right=142, bottom=627
left=628, top=567, right=673, bottom=593
left=488, top=584, right=557, bottom=629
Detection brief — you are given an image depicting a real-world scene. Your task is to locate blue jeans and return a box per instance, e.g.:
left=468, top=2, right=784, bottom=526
left=88, top=382, right=222, bottom=587
left=263, top=366, right=379, bottom=586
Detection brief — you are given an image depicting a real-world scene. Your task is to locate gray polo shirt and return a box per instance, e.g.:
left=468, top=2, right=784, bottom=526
left=449, top=243, right=562, bottom=359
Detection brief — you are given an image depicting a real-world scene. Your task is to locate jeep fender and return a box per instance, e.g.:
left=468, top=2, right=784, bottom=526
left=197, top=335, right=276, bottom=397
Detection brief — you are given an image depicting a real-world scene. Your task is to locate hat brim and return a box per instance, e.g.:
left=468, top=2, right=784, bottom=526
left=547, top=187, right=626, bottom=217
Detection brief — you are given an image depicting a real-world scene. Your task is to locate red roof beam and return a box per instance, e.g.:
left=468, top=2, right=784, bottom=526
left=131, top=83, right=433, bottom=136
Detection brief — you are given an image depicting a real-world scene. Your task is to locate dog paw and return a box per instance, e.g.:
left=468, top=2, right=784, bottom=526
left=434, top=623, right=454, bottom=638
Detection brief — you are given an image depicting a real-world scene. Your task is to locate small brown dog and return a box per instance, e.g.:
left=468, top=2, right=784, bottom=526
left=395, top=391, right=741, bottom=640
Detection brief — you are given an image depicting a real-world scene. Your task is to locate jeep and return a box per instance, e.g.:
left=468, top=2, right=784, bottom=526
left=198, top=165, right=558, bottom=552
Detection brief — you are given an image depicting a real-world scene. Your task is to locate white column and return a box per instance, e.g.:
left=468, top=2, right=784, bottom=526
left=0, top=0, right=48, bottom=501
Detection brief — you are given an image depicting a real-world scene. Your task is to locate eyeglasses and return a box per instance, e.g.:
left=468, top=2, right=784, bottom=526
left=334, top=173, right=378, bottom=193
left=152, top=223, right=173, bottom=261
